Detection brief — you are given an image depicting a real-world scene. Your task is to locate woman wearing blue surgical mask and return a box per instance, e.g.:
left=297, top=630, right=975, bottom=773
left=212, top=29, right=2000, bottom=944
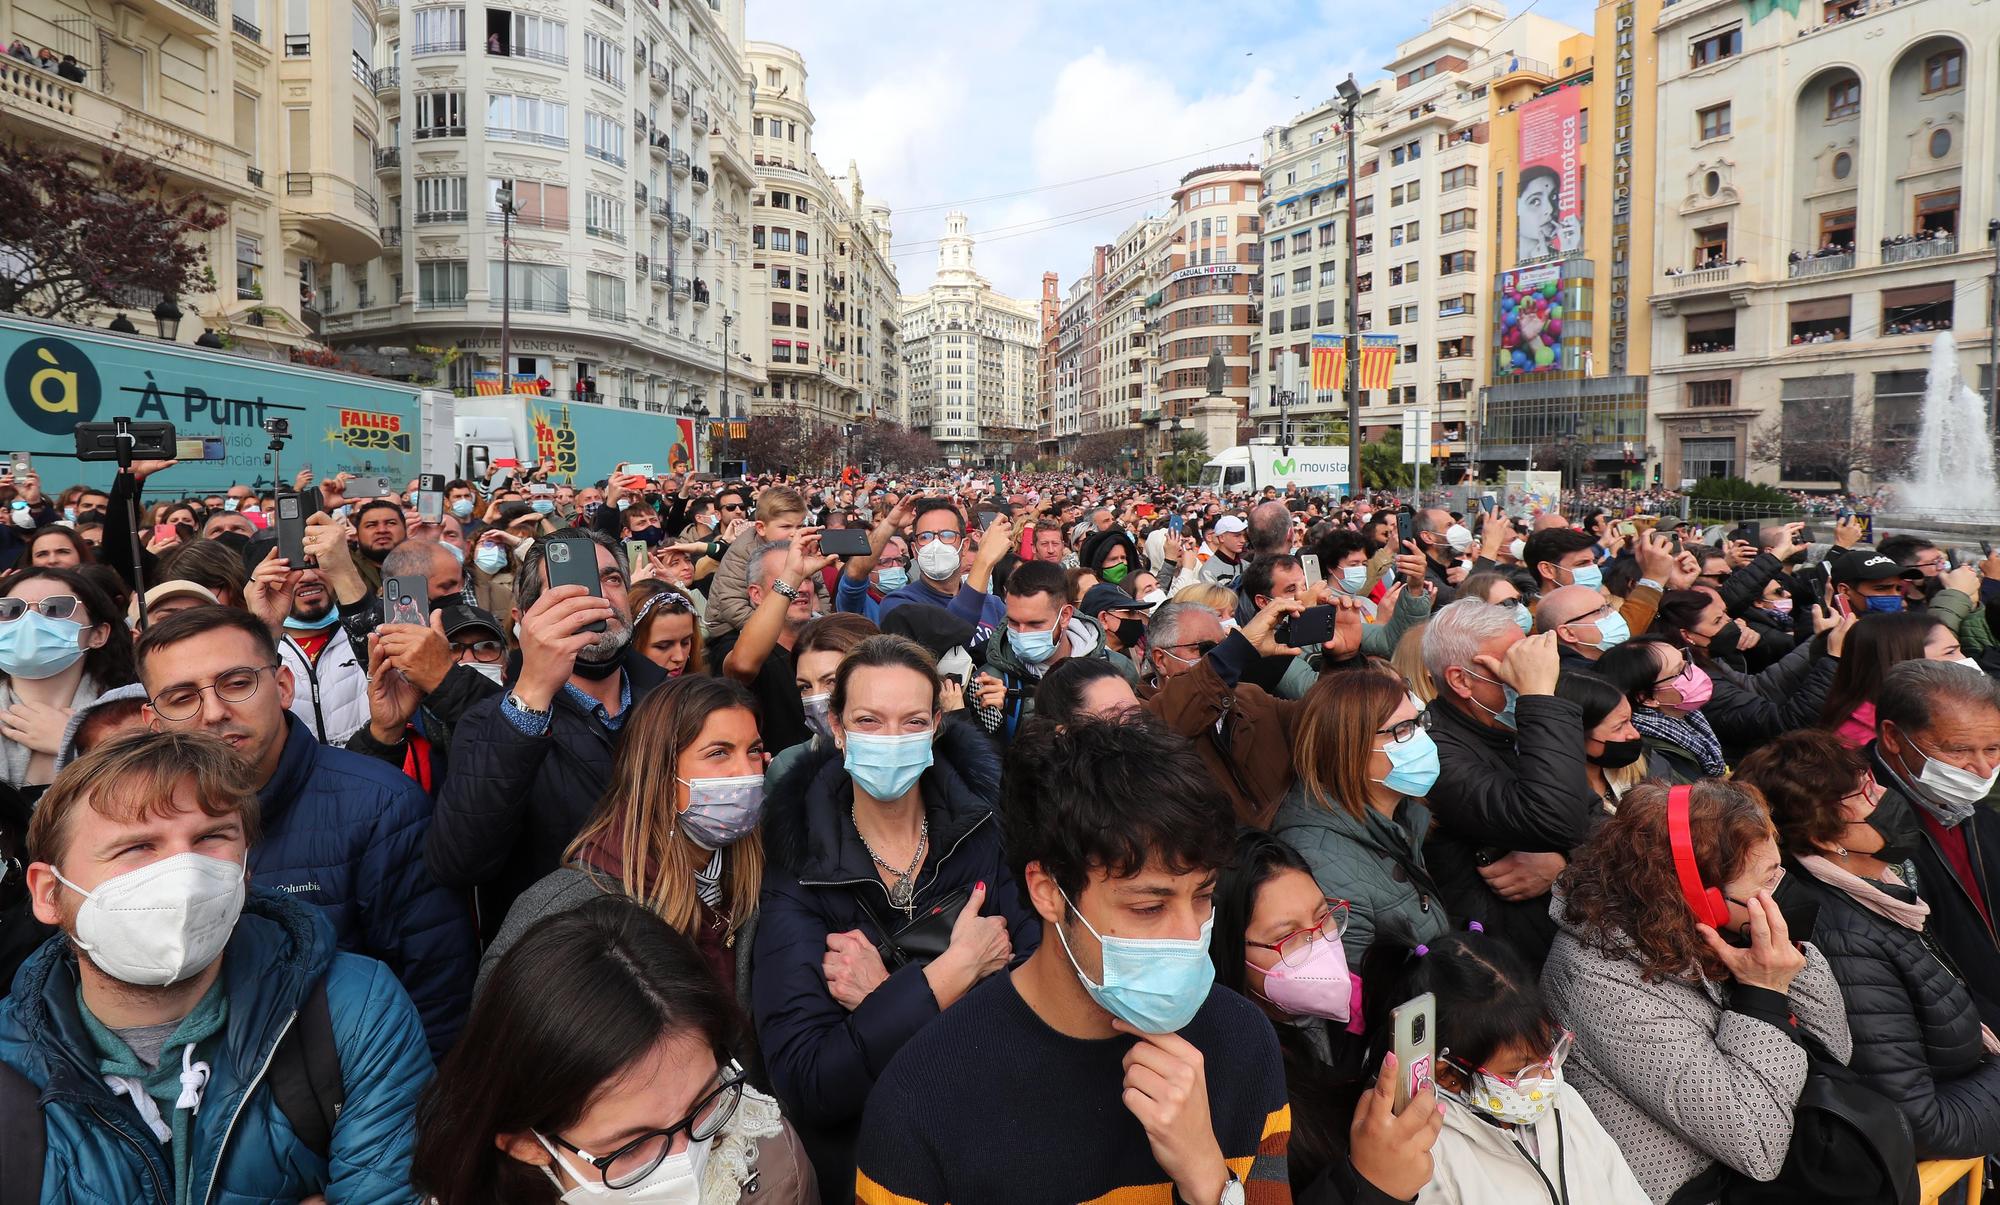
left=415, top=899, right=814, bottom=1205
left=1274, top=667, right=1450, bottom=966
left=0, top=568, right=133, bottom=792
left=479, top=675, right=768, bottom=1004
left=753, top=634, right=1037, bottom=1191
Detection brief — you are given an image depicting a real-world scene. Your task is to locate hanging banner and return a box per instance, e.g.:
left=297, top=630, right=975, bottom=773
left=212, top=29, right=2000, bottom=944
left=1515, top=87, right=1583, bottom=263
left=1497, top=264, right=1568, bottom=376
left=1310, top=333, right=1346, bottom=391
left=667, top=417, right=697, bottom=473
left=1359, top=334, right=1398, bottom=391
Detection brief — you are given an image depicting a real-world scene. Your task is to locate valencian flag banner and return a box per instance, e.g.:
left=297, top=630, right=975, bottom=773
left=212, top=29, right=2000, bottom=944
left=471, top=373, right=545, bottom=397
left=1359, top=334, right=1398, bottom=391
left=1310, top=333, right=1345, bottom=391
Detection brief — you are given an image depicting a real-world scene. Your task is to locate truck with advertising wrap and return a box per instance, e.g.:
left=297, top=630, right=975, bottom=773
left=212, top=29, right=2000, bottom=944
left=0, top=314, right=697, bottom=493
left=1198, top=442, right=1351, bottom=496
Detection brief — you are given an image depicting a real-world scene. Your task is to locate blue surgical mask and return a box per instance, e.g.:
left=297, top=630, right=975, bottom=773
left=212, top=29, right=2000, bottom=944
left=874, top=567, right=908, bottom=593
left=474, top=544, right=509, bottom=574
left=284, top=607, right=341, bottom=632
left=1466, top=670, right=1519, bottom=731
left=1585, top=609, right=1630, bottom=651
left=1566, top=563, right=1604, bottom=591
left=450, top=498, right=473, bottom=519
left=0, top=612, right=87, bottom=679
left=843, top=730, right=935, bottom=800
left=1374, top=727, right=1441, bottom=797
left=62, top=507, right=77, bottom=523
left=441, top=540, right=465, bottom=565
left=1511, top=603, right=1534, bottom=634
left=1053, top=885, right=1215, bottom=1034
left=1864, top=593, right=1906, bottom=614
left=1011, top=611, right=1069, bottom=664
left=223, top=498, right=240, bottom=513
left=617, top=498, right=633, bottom=511
left=1339, top=565, right=1369, bottom=594
left=530, top=499, right=555, bottom=515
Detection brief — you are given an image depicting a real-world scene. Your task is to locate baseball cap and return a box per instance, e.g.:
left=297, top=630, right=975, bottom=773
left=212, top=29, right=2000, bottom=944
left=439, top=603, right=503, bottom=641
left=493, top=501, right=540, bottom=528
left=143, top=581, right=219, bottom=610
left=1079, top=583, right=1156, bottom=621
left=1831, top=551, right=1922, bottom=585
left=1212, top=515, right=1249, bottom=536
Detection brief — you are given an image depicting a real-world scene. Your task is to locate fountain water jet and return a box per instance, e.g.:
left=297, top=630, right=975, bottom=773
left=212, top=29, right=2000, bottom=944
left=1891, top=333, right=2000, bottom=522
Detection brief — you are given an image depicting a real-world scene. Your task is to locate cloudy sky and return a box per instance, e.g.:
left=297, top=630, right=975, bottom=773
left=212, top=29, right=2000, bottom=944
left=745, top=0, right=1596, bottom=302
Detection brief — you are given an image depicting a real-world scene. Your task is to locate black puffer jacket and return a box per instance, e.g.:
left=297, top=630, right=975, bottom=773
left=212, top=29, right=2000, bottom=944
left=1698, top=639, right=1838, bottom=763
left=1786, top=858, right=2000, bottom=1158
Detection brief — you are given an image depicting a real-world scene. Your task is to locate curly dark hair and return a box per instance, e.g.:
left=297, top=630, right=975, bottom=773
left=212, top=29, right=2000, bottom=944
left=1734, top=730, right=1870, bottom=859
left=1556, top=778, right=1775, bottom=983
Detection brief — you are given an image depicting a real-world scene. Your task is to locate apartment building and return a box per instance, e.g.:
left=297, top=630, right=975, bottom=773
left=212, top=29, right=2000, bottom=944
left=0, top=0, right=386, bottom=352
left=899, top=212, right=1041, bottom=466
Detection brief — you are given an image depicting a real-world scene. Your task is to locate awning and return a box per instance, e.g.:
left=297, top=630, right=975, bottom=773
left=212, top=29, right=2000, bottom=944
left=1882, top=282, right=1953, bottom=308
left=1788, top=297, right=1851, bottom=322
left=1685, top=311, right=1737, bottom=332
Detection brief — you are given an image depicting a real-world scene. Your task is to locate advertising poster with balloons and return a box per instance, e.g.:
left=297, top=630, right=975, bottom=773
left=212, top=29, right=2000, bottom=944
left=1496, top=264, right=1568, bottom=377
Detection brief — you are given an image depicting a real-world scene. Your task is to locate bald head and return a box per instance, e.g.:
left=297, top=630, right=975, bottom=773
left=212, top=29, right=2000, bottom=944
left=1532, top=511, right=1569, bottom=532
left=1535, top=585, right=1607, bottom=633
left=1247, top=501, right=1293, bottom=556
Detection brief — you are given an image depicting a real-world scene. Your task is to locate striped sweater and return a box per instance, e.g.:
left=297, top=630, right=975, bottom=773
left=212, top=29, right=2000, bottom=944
left=855, top=971, right=1292, bottom=1204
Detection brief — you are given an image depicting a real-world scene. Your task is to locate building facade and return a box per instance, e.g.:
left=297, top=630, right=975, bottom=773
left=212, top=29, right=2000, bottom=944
left=1149, top=165, right=1259, bottom=458
left=1645, top=0, right=1997, bottom=490
left=899, top=211, right=1041, bottom=466
left=1254, top=0, right=1580, bottom=478
left=0, top=0, right=386, bottom=353
left=318, top=0, right=760, bottom=423
left=1479, top=0, right=1660, bottom=484
left=1035, top=270, right=1059, bottom=456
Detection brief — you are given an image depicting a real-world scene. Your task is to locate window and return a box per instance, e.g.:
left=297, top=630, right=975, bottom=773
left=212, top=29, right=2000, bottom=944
left=417, top=260, right=467, bottom=308
left=771, top=301, right=791, bottom=326
left=1291, top=232, right=1311, bottom=254
left=1290, top=305, right=1309, bottom=329
left=412, top=6, right=465, bottom=54
left=587, top=271, right=625, bottom=322
left=1439, top=251, right=1475, bottom=275
left=1684, top=310, right=1737, bottom=353
left=1269, top=237, right=1286, bottom=261
left=1688, top=380, right=1734, bottom=407
left=1681, top=436, right=1738, bottom=479
left=795, top=231, right=809, bottom=254
left=1320, top=262, right=1339, bottom=287
left=414, top=90, right=465, bottom=137
left=1698, top=103, right=1731, bottom=140
left=1929, top=129, right=1952, bottom=159
left=1404, top=220, right=1420, bottom=243
left=1354, top=196, right=1374, bottom=218
left=1439, top=294, right=1474, bottom=316
left=1819, top=208, right=1856, bottom=249
left=752, top=116, right=763, bottom=136
left=751, top=225, right=765, bottom=250
left=1826, top=79, right=1859, bottom=120
left=584, top=111, right=624, bottom=165
left=511, top=13, right=565, bottom=63
left=585, top=191, right=622, bottom=242
left=486, top=94, right=567, bottom=145
left=1694, top=224, right=1730, bottom=262
left=1440, top=208, right=1476, bottom=234
left=1317, top=299, right=1337, bottom=324
left=1833, top=151, right=1853, bottom=180
left=487, top=178, right=567, bottom=228
left=1270, top=275, right=1287, bottom=299
left=1881, top=281, right=1954, bottom=331
left=1404, top=180, right=1420, bottom=202
left=1788, top=296, right=1851, bottom=343
left=1441, top=165, right=1476, bottom=192
left=487, top=262, right=569, bottom=313
left=235, top=234, right=261, bottom=297
left=1691, top=26, right=1741, bottom=68
left=583, top=32, right=623, bottom=88
left=1400, top=343, right=1419, bottom=364
left=414, top=174, right=467, bottom=222
left=769, top=229, right=790, bottom=252
left=1778, top=376, right=1855, bottom=480
left=1924, top=48, right=1963, bottom=93
left=1438, top=337, right=1470, bottom=358
left=1915, top=188, right=1959, bottom=235
left=1291, top=266, right=1311, bottom=290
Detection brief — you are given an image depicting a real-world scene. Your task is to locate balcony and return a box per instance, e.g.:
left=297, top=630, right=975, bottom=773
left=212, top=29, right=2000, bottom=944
left=672, top=84, right=690, bottom=112
left=488, top=209, right=568, bottom=232
left=381, top=227, right=403, bottom=247
left=0, top=64, right=253, bottom=200
left=669, top=149, right=691, bottom=174
left=633, top=36, right=647, bottom=61
left=690, top=106, right=709, bottom=132
left=634, top=182, right=649, bottom=203
left=412, top=122, right=466, bottom=140
left=690, top=165, right=709, bottom=191
left=692, top=226, right=710, bottom=249
left=585, top=145, right=625, bottom=168
left=634, top=109, right=647, bottom=135
left=1883, top=233, right=1958, bottom=264
left=585, top=220, right=626, bottom=245
left=692, top=281, right=710, bottom=307
left=232, top=15, right=261, bottom=42
left=411, top=38, right=464, bottom=56
left=648, top=130, right=670, bottom=155
left=1789, top=248, right=1855, bottom=278
left=593, top=0, right=624, bottom=13
left=649, top=62, right=671, bottom=92
left=635, top=253, right=651, bottom=275
left=279, top=173, right=384, bottom=260
left=650, top=198, right=670, bottom=222
left=672, top=214, right=692, bottom=238
left=246, top=166, right=265, bottom=188
left=1665, top=263, right=1741, bottom=291
left=651, top=263, right=673, bottom=285
left=670, top=275, right=692, bottom=298
left=486, top=127, right=567, bottom=149
left=374, top=147, right=401, bottom=172
left=413, top=208, right=467, bottom=225
left=489, top=44, right=566, bottom=67
left=372, top=67, right=399, bottom=94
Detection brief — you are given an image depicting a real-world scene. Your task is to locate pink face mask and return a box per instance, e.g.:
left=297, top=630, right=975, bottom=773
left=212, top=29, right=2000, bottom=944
left=1250, top=935, right=1356, bottom=1022
left=1662, top=663, right=1714, bottom=710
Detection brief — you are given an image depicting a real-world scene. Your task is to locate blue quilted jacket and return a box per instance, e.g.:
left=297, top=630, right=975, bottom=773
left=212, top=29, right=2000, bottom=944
left=254, top=715, right=476, bottom=1055
left=0, top=890, right=433, bottom=1204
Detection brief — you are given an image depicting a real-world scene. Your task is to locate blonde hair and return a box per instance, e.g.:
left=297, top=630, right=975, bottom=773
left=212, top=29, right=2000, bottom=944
left=1172, top=580, right=1238, bottom=618
left=564, top=676, right=764, bottom=939
left=1391, top=622, right=1435, bottom=704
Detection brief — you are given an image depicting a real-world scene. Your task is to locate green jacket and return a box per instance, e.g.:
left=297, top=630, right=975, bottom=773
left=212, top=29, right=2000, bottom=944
left=1271, top=788, right=1448, bottom=964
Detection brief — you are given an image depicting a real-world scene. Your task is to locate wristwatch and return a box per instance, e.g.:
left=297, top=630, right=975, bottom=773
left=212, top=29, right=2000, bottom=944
left=771, top=579, right=801, bottom=601
left=506, top=691, right=552, bottom=722
left=1218, top=1171, right=1244, bottom=1205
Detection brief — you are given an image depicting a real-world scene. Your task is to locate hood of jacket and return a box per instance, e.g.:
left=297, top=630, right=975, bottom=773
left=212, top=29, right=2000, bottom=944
left=984, top=612, right=1116, bottom=680
left=762, top=717, right=1002, bottom=882
left=54, top=681, right=149, bottom=772
left=0, top=888, right=333, bottom=1092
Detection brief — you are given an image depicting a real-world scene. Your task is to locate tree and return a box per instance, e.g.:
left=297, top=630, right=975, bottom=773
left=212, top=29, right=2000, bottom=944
left=1361, top=429, right=1413, bottom=489
left=0, top=140, right=228, bottom=320
left=882, top=426, right=944, bottom=470
left=1163, top=429, right=1210, bottom=487
left=1747, top=407, right=1881, bottom=491
left=1074, top=430, right=1134, bottom=476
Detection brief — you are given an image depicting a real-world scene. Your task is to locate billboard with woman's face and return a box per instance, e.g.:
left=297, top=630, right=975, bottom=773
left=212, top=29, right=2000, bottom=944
left=1516, top=88, right=1583, bottom=263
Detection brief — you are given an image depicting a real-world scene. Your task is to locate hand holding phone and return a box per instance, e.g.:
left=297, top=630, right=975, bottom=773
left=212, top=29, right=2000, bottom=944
left=544, top=535, right=606, bottom=633
left=820, top=527, right=873, bottom=558
left=1390, top=992, right=1437, bottom=1112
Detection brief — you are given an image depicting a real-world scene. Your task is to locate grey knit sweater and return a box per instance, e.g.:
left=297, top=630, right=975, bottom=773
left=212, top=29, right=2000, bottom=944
left=1540, top=904, right=1852, bottom=1204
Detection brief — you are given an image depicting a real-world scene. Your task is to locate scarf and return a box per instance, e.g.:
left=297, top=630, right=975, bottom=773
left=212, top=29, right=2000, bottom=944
left=80, top=978, right=229, bottom=1205
left=1632, top=705, right=1726, bottom=777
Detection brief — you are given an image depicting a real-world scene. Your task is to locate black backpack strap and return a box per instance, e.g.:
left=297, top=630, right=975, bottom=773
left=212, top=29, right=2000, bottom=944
left=266, top=974, right=345, bottom=1162
left=0, top=1058, right=45, bottom=1205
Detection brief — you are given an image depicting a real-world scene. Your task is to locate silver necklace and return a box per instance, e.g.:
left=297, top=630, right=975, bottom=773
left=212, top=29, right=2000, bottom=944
left=854, top=803, right=928, bottom=917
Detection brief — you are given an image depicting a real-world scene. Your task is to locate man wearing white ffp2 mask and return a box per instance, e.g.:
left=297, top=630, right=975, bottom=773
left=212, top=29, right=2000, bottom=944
left=10, top=728, right=434, bottom=1203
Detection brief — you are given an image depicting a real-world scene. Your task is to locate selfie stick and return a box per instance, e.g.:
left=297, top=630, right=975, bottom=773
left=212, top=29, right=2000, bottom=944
left=113, top=418, right=152, bottom=633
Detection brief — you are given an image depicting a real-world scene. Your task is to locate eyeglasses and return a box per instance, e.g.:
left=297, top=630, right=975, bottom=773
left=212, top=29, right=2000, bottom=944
left=1445, top=1030, right=1574, bottom=1089
left=1490, top=596, right=1526, bottom=610
left=1161, top=639, right=1220, bottom=663
left=720, top=502, right=746, bottom=512
left=1375, top=710, right=1434, bottom=744
left=0, top=595, right=80, bottom=623
left=1724, top=864, right=1787, bottom=909
left=1246, top=898, right=1351, bottom=967
left=912, top=530, right=962, bottom=546
left=452, top=640, right=504, bottom=663
left=1559, top=604, right=1612, bottom=630
left=150, top=664, right=281, bottom=721
left=548, top=1063, right=746, bottom=1190
left=876, top=557, right=908, bottom=569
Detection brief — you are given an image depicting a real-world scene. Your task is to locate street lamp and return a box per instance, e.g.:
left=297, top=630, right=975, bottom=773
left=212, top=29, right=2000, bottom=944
left=1338, top=72, right=1364, bottom=499
left=495, top=182, right=518, bottom=395
left=152, top=296, right=182, bottom=340
left=719, top=312, right=735, bottom=475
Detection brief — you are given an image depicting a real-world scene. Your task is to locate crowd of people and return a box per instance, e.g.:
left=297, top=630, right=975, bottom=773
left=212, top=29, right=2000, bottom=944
left=4, top=37, right=86, bottom=82
left=1, top=453, right=1999, bottom=1204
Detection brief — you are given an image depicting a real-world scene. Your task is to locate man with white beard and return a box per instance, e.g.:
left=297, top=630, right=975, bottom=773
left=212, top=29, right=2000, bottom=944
left=424, top=528, right=671, bottom=939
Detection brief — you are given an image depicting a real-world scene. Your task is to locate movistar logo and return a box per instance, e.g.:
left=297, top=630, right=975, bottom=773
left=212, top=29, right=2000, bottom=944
left=1271, top=457, right=1297, bottom=475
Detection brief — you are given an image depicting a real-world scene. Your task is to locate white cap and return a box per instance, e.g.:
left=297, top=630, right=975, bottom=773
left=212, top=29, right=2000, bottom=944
left=1213, top=515, right=1248, bottom=536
